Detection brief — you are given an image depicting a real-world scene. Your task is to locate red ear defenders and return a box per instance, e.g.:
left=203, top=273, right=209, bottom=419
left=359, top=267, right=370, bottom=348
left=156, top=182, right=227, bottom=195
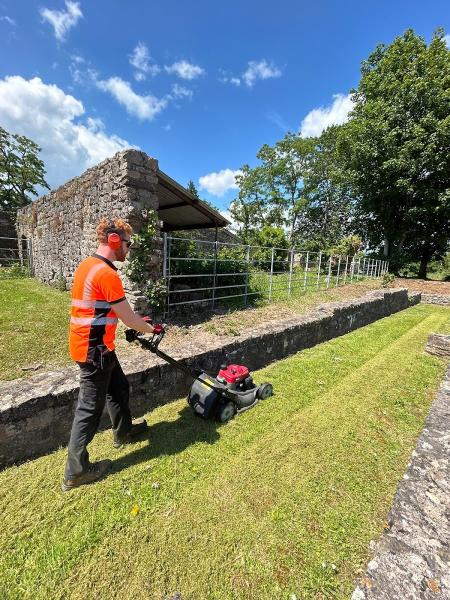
left=106, top=222, right=122, bottom=250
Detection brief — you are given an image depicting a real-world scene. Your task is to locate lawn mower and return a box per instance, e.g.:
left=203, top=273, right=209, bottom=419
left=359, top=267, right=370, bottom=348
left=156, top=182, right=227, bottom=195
left=125, top=327, right=273, bottom=423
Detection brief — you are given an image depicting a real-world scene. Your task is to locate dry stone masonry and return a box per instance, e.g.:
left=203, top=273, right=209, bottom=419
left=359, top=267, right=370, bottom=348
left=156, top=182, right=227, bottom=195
left=16, top=150, right=162, bottom=309
left=0, top=288, right=420, bottom=468
left=352, top=364, right=450, bottom=600
left=421, top=294, right=450, bottom=306
left=425, top=334, right=450, bottom=358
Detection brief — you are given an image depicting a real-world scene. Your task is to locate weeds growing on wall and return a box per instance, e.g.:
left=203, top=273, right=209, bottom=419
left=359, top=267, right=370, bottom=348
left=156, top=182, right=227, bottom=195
left=126, top=211, right=168, bottom=312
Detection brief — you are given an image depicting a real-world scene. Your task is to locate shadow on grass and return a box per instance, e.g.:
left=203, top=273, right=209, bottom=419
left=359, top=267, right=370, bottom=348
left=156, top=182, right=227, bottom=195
left=112, top=405, right=221, bottom=473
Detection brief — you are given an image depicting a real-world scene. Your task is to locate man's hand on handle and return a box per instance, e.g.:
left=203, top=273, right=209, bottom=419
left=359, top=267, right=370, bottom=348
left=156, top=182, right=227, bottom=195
left=143, top=316, right=165, bottom=335
left=124, top=314, right=165, bottom=343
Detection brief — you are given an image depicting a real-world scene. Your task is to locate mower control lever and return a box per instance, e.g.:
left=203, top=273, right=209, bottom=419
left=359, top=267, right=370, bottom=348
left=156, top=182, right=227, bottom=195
left=124, top=326, right=166, bottom=351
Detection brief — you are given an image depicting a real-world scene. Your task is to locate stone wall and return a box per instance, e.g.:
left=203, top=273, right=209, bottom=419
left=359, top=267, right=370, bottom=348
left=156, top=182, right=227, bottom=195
left=421, top=293, right=450, bottom=306
left=352, top=364, right=450, bottom=600
left=0, top=288, right=419, bottom=468
left=16, top=150, right=162, bottom=307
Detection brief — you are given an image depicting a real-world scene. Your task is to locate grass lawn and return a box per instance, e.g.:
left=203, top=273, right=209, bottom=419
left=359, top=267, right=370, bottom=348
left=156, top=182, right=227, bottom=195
left=0, top=278, right=72, bottom=379
left=0, top=304, right=448, bottom=599
left=0, top=277, right=382, bottom=381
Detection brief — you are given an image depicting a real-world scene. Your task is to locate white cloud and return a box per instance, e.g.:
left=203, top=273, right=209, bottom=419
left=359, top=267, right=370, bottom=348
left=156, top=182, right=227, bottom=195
left=445, top=34, right=450, bottom=49
left=199, top=169, right=242, bottom=197
left=40, top=0, right=82, bottom=41
left=219, top=208, right=238, bottom=232
left=218, top=69, right=241, bottom=86
left=242, top=59, right=281, bottom=87
left=71, top=54, right=84, bottom=64
left=96, top=76, right=167, bottom=120
left=300, top=93, right=354, bottom=137
left=0, top=15, right=15, bottom=25
left=129, top=42, right=160, bottom=80
left=165, top=60, right=205, bottom=80
left=169, top=83, right=192, bottom=100
left=0, top=75, right=131, bottom=189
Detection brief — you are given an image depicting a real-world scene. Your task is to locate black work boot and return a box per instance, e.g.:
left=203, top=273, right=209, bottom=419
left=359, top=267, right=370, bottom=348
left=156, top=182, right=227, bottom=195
left=113, top=419, right=148, bottom=448
left=61, top=459, right=112, bottom=492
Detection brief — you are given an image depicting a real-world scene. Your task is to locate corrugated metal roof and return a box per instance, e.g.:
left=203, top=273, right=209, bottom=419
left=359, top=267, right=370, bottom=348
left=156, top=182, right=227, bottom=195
left=157, top=170, right=229, bottom=231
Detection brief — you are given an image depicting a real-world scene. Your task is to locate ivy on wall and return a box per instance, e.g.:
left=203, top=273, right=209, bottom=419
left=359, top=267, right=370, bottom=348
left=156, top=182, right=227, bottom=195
left=126, top=210, right=167, bottom=313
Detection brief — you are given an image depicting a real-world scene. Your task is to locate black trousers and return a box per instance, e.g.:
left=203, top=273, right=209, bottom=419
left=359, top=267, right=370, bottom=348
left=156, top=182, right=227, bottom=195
left=64, top=351, right=132, bottom=479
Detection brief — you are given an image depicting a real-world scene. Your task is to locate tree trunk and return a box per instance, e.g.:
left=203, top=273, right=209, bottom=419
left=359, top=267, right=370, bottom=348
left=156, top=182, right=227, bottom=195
left=418, top=245, right=431, bottom=279
left=398, top=232, right=407, bottom=254
left=383, top=238, right=389, bottom=257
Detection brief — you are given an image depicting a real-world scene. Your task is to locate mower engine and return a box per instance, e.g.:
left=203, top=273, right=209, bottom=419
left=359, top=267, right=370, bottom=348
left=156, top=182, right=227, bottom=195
left=188, top=362, right=273, bottom=423
left=124, top=325, right=273, bottom=424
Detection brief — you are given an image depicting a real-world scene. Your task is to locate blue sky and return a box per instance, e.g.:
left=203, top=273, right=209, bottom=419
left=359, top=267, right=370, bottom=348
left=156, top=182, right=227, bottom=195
left=0, top=0, right=449, bottom=217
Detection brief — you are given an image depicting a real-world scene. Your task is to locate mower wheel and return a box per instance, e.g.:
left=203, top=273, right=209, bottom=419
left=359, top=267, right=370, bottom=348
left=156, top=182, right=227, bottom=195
left=218, top=401, right=236, bottom=423
left=257, top=383, right=273, bottom=400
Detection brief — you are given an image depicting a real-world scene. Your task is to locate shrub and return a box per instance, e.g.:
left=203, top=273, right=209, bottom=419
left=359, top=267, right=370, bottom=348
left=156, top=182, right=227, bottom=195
left=382, top=272, right=395, bottom=287
left=0, top=264, right=31, bottom=279
left=144, top=279, right=168, bottom=313
left=52, top=274, right=67, bottom=291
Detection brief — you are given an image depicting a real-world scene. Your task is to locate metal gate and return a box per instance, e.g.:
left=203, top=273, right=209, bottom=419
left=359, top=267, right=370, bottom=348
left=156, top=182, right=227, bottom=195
left=0, top=237, right=32, bottom=270
left=162, top=234, right=389, bottom=314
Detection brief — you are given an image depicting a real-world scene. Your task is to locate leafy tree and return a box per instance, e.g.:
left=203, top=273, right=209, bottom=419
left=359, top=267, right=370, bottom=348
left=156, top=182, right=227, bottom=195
left=337, top=29, right=450, bottom=278
left=232, top=134, right=316, bottom=243
left=186, top=178, right=221, bottom=213
left=295, top=126, right=358, bottom=249
left=231, top=164, right=267, bottom=242
left=329, top=234, right=363, bottom=257
left=256, top=133, right=316, bottom=242
left=250, top=225, right=289, bottom=270
left=0, top=127, right=49, bottom=219
left=186, top=179, right=200, bottom=198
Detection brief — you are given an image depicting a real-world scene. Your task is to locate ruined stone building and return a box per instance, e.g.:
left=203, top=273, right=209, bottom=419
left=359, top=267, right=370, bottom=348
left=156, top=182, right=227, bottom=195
left=16, top=149, right=228, bottom=308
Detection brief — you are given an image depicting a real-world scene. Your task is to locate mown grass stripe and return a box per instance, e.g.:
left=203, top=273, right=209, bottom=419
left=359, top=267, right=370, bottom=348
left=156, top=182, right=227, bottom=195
left=0, top=305, right=448, bottom=600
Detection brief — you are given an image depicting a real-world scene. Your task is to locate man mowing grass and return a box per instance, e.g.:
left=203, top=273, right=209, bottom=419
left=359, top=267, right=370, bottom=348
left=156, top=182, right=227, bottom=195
left=62, top=217, right=164, bottom=492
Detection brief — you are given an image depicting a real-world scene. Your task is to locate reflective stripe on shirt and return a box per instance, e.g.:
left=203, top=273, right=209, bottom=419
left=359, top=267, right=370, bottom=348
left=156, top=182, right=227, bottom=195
left=71, top=299, right=111, bottom=309
left=70, top=316, right=118, bottom=326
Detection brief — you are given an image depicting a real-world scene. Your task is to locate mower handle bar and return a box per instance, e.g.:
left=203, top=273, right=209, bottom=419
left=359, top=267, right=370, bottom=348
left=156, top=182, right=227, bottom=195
left=124, top=327, right=238, bottom=400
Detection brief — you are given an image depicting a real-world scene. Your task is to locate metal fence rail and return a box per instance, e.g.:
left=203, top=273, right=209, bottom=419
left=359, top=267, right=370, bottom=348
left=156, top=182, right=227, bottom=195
left=0, top=237, right=31, bottom=269
left=162, top=235, right=389, bottom=315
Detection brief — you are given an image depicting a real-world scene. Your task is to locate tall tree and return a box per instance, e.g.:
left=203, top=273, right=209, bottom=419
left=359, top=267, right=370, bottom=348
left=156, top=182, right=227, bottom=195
left=257, top=133, right=316, bottom=242
left=337, top=29, right=450, bottom=277
left=186, top=178, right=221, bottom=213
left=0, top=127, right=49, bottom=219
left=230, top=164, right=267, bottom=242
left=232, top=134, right=316, bottom=243
left=296, top=125, right=358, bottom=249
left=186, top=179, right=200, bottom=198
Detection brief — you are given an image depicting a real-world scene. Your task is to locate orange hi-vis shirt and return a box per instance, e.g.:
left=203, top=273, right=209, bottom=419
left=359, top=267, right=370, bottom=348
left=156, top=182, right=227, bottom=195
left=69, top=254, right=126, bottom=363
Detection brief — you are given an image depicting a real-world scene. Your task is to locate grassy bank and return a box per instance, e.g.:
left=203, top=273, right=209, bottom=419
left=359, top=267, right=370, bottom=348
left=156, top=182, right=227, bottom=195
left=0, top=277, right=382, bottom=381
left=0, top=278, right=72, bottom=379
left=0, top=304, right=448, bottom=599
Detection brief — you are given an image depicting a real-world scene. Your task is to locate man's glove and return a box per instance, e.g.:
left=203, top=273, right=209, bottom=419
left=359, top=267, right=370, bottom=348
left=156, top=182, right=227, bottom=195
left=125, top=328, right=138, bottom=342
left=152, top=323, right=165, bottom=335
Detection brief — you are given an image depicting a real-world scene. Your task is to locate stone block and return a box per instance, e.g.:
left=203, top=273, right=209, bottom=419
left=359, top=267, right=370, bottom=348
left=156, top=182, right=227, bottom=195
left=425, top=334, right=450, bottom=358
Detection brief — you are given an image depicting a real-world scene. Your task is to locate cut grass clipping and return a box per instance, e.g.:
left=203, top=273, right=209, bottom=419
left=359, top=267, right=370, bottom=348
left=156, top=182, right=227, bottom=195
left=0, top=304, right=448, bottom=599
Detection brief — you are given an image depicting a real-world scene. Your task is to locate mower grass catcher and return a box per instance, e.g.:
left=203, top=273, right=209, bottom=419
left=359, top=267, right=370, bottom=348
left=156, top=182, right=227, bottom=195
left=125, top=328, right=273, bottom=423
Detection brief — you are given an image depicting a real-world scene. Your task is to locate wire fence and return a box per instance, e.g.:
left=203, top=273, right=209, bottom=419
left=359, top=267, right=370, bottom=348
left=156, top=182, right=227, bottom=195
left=0, top=237, right=32, bottom=270
left=163, top=235, right=389, bottom=315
